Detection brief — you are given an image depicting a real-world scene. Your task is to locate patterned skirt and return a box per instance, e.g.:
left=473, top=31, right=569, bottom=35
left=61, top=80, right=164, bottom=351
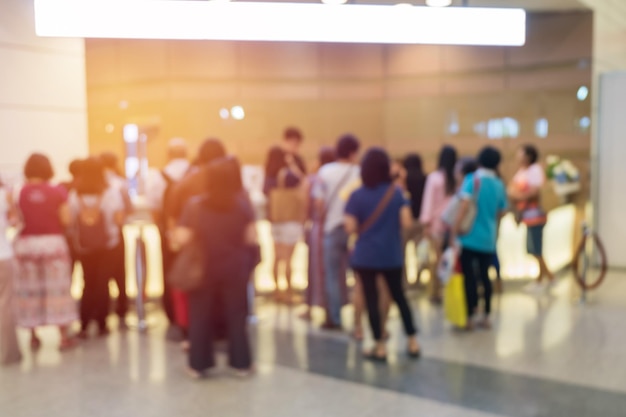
left=13, top=235, right=77, bottom=328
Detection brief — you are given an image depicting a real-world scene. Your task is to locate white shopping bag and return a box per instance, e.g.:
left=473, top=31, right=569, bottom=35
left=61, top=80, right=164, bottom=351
left=416, top=239, right=431, bottom=266
left=438, top=247, right=457, bottom=285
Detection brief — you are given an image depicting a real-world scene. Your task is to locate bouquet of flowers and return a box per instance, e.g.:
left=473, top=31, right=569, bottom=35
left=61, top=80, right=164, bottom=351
left=545, top=155, right=580, bottom=197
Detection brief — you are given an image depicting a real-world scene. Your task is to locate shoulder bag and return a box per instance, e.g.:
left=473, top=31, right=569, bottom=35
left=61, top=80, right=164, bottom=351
left=359, top=185, right=397, bottom=234
left=441, top=175, right=481, bottom=235
left=268, top=169, right=307, bottom=223
left=167, top=201, right=204, bottom=292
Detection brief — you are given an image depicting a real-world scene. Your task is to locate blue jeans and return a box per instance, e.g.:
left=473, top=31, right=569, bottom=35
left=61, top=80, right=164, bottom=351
left=323, top=227, right=348, bottom=326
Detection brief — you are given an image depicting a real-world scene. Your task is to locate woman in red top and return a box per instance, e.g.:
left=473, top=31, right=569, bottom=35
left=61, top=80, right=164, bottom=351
left=13, top=154, right=78, bottom=350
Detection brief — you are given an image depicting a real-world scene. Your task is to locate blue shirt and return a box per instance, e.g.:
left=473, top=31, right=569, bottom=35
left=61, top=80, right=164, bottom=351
left=345, top=184, right=408, bottom=269
left=458, top=169, right=508, bottom=253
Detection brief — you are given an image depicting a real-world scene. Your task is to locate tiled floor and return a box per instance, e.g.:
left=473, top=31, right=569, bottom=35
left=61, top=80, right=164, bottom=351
left=2, top=270, right=626, bottom=416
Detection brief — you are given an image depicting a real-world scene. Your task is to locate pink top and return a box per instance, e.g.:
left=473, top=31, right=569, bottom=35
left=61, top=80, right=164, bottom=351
left=19, top=183, right=67, bottom=236
left=419, top=170, right=452, bottom=239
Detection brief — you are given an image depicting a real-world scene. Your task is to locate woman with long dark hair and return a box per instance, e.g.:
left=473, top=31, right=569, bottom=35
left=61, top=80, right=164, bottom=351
left=168, top=138, right=227, bottom=344
left=69, top=157, right=125, bottom=337
left=263, top=136, right=307, bottom=304
left=404, top=153, right=427, bottom=221
left=175, top=156, right=258, bottom=378
left=345, top=147, right=421, bottom=361
left=402, top=153, right=427, bottom=285
left=420, top=145, right=457, bottom=303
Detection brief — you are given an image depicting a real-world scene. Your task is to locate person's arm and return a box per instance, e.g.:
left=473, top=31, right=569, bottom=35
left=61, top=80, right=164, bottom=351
left=285, top=154, right=305, bottom=180
left=172, top=200, right=194, bottom=250
left=419, top=174, right=435, bottom=232
left=344, top=190, right=360, bottom=235
left=244, top=222, right=258, bottom=246
left=113, top=210, right=125, bottom=227
left=145, top=169, right=166, bottom=222
left=57, top=187, right=71, bottom=227
left=172, top=226, right=193, bottom=248
left=400, top=205, right=413, bottom=231
left=5, top=189, right=19, bottom=227
left=508, top=185, right=540, bottom=201
left=449, top=176, right=473, bottom=244
left=58, top=203, right=71, bottom=227
left=311, top=171, right=327, bottom=218
left=171, top=198, right=201, bottom=250
left=344, top=214, right=358, bottom=235
left=121, top=184, right=133, bottom=217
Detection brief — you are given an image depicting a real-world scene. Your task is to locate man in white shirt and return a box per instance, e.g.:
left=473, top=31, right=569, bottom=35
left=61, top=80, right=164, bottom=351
left=145, top=138, right=191, bottom=222
left=145, top=138, right=190, bottom=333
left=312, top=134, right=361, bottom=329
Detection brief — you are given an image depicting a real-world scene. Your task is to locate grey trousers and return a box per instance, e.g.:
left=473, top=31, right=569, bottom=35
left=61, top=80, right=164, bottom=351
left=0, top=259, right=21, bottom=365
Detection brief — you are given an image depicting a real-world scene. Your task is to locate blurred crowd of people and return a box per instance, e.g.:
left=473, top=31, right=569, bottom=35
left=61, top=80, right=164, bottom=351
left=0, top=127, right=553, bottom=377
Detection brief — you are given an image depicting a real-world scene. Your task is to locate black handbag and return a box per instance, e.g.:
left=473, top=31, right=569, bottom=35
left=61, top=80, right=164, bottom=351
left=167, top=239, right=204, bottom=291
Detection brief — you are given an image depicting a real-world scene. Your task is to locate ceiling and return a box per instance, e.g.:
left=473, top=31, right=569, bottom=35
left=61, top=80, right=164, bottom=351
left=443, top=0, right=587, bottom=10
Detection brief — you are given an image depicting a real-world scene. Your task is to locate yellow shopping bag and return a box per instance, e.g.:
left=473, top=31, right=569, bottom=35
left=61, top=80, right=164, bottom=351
left=444, top=273, right=467, bottom=328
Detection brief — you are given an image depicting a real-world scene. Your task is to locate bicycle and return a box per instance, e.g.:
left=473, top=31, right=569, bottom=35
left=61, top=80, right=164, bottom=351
left=571, top=222, right=608, bottom=294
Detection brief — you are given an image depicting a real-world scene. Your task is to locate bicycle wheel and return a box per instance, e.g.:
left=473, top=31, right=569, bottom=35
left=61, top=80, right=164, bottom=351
left=572, top=231, right=608, bottom=290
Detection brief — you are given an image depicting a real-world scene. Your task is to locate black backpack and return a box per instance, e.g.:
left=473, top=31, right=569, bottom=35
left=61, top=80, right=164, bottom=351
left=72, top=196, right=109, bottom=254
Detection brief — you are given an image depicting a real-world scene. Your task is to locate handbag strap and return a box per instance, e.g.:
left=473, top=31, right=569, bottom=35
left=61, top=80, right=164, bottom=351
left=320, top=165, right=355, bottom=220
left=472, top=174, right=481, bottom=201
left=359, top=185, right=396, bottom=234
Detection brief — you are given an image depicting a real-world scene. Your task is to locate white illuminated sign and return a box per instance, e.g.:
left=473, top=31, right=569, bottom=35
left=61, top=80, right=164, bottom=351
left=34, top=0, right=526, bottom=46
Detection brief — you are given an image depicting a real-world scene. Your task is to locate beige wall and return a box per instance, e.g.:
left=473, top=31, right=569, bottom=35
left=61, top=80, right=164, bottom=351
left=85, top=11, right=592, bottom=208
left=0, top=0, right=88, bottom=183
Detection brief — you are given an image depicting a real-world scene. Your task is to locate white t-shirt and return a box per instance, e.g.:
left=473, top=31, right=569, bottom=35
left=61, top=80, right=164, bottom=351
left=512, top=163, right=545, bottom=190
left=0, top=188, right=13, bottom=260
left=68, top=187, right=125, bottom=249
left=145, top=159, right=191, bottom=211
left=312, top=162, right=360, bottom=233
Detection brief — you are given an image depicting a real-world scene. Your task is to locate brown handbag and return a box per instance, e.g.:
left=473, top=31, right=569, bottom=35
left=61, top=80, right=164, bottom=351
left=268, top=169, right=306, bottom=223
left=167, top=239, right=204, bottom=291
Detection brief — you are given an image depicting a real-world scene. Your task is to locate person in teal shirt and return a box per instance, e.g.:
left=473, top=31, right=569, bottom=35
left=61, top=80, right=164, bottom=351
left=451, top=147, right=508, bottom=330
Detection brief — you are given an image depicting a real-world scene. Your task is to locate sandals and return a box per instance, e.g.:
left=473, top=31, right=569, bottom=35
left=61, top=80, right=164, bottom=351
left=478, top=319, right=492, bottom=330
left=351, top=329, right=364, bottom=341
left=363, top=350, right=387, bottom=362
left=352, top=329, right=389, bottom=342
left=186, top=367, right=206, bottom=380
left=180, top=340, right=191, bottom=353
left=59, top=338, right=79, bottom=351
left=407, top=349, right=422, bottom=359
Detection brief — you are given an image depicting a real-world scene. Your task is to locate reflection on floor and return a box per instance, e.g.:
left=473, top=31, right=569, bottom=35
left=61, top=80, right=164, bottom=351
left=3, top=269, right=626, bottom=416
